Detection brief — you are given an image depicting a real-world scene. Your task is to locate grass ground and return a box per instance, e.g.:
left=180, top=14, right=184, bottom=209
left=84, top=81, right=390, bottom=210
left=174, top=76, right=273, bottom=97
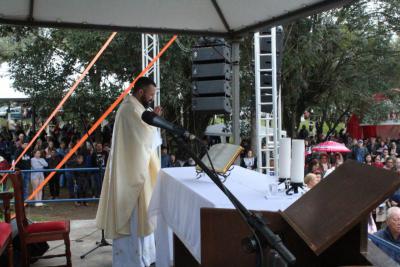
left=2, top=179, right=98, bottom=222
left=26, top=185, right=99, bottom=221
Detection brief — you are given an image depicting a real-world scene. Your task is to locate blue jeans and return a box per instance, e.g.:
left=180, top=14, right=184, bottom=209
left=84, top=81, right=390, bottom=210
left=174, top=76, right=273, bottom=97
left=59, top=173, right=65, bottom=187
left=22, top=172, right=31, bottom=200
left=91, top=169, right=104, bottom=198
left=65, top=172, right=75, bottom=198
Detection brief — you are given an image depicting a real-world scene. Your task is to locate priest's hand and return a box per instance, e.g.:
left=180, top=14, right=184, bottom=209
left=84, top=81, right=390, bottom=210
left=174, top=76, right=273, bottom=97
left=154, top=106, right=163, bottom=116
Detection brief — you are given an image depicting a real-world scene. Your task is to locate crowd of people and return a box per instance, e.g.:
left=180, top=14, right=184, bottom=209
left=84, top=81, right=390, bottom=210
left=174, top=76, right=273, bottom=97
left=0, top=122, right=111, bottom=206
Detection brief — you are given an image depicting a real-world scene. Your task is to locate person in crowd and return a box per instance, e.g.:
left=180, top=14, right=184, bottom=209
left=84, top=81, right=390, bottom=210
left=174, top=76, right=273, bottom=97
left=353, top=140, right=369, bottom=163
left=65, top=149, right=77, bottom=199
left=304, top=173, right=320, bottom=190
left=308, top=159, right=323, bottom=175
left=30, top=150, right=48, bottom=206
left=241, top=149, right=257, bottom=170
left=372, top=155, right=384, bottom=168
left=34, top=139, right=44, bottom=152
left=364, top=154, right=373, bottom=166
left=161, top=146, right=171, bottom=168
left=74, top=154, right=90, bottom=206
left=184, top=157, right=196, bottom=167
left=170, top=154, right=180, bottom=167
left=0, top=155, right=10, bottom=191
left=91, top=142, right=108, bottom=198
left=45, top=140, right=55, bottom=156
left=56, top=141, right=67, bottom=187
left=374, top=207, right=400, bottom=263
left=103, top=143, right=111, bottom=153
left=18, top=133, right=26, bottom=144
left=47, top=149, right=61, bottom=199
left=367, top=137, right=377, bottom=155
left=376, top=140, right=388, bottom=155
left=319, top=153, right=330, bottom=172
left=83, top=146, right=95, bottom=196
left=395, top=158, right=400, bottom=174
left=390, top=142, right=398, bottom=158
left=382, top=148, right=390, bottom=162
left=15, top=142, right=31, bottom=199
left=384, top=157, right=395, bottom=171
left=298, top=125, right=309, bottom=139
left=57, top=141, right=67, bottom=157
left=334, top=153, right=344, bottom=168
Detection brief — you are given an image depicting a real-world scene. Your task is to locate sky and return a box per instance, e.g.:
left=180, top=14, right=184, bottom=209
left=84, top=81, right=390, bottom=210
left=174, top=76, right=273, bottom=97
left=0, top=63, right=28, bottom=99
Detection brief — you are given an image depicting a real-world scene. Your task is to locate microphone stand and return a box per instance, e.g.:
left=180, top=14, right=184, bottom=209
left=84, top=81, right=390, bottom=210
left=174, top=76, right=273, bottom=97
left=77, top=111, right=112, bottom=259
left=171, top=134, right=296, bottom=267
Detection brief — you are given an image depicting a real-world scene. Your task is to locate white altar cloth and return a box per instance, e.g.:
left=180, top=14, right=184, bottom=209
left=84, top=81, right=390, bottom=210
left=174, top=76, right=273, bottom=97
left=148, top=166, right=300, bottom=266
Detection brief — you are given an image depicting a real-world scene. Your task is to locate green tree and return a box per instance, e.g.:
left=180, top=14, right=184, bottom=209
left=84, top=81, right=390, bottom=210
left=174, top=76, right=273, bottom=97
left=281, top=1, right=400, bottom=139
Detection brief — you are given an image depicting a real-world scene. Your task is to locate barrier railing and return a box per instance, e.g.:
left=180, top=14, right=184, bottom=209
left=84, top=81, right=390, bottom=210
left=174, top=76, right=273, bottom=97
left=0, top=168, right=100, bottom=174
left=368, top=233, right=400, bottom=263
left=0, top=167, right=103, bottom=204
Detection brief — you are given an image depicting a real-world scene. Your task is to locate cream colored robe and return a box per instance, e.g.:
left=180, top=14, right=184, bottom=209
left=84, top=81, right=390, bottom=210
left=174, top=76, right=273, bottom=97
left=96, top=95, right=160, bottom=239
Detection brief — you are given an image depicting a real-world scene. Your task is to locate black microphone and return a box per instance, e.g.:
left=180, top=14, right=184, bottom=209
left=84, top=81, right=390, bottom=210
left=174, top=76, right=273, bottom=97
left=141, top=111, right=192, bottom=139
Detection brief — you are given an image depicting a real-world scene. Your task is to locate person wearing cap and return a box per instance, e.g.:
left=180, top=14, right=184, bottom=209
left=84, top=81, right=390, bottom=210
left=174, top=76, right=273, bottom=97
left=353, top=139, right=368, bottom=163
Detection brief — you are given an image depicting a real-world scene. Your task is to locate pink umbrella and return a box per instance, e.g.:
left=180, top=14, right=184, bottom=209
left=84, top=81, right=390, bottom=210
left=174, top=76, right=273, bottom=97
left=312, top=141, right=351, bottom=153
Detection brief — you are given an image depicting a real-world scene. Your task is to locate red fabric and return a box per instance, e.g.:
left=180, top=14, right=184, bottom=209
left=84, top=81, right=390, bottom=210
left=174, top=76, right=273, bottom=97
left=27, top=221, right=67, bottom=234
left=0, top=222, right=11, bottom=248
left=361, top=125, right=377, bottom=138
left=376, top=125, right=400, bottom=140
left=372, top=162, right=384, bottom=168
left=0, top=160, right=10, bottom=171
left=347, top=114, right=362, bottom=140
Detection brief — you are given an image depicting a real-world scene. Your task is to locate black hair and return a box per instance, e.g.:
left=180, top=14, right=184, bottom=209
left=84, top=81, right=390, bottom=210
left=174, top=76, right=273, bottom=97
left=132, top=77, right=156, bottom=94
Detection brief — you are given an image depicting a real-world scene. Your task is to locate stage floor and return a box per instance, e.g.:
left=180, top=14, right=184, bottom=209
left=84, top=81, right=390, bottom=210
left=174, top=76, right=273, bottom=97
left=31, top=220, right=113, bottom=267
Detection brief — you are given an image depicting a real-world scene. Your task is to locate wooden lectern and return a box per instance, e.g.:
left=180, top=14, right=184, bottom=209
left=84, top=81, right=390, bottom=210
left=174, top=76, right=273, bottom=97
left=174, top=161, right=400, bottom=267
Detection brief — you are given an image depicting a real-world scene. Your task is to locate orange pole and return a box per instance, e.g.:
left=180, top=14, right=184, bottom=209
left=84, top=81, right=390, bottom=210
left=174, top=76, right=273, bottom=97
left=26, top=35, right=178, bottom=201
left=1, top=32, right=117, bottom=184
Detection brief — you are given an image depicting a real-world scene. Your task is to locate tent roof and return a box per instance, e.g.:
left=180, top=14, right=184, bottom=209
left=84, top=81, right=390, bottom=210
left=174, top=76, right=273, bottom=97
left=0, top=0, right=354, bottom=36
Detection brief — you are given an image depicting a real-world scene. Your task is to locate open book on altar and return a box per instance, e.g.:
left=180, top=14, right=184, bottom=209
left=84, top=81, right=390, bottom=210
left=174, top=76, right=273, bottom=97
left=196, top=143, right=244, bottom=174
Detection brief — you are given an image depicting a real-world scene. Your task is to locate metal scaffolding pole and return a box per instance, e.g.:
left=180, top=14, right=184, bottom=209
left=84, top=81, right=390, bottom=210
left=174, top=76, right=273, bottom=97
left=232, top=41, right=240, bottom=146
left=141, top=34, right=160, bottom=106
left=254, top=28, right=280, bottom=177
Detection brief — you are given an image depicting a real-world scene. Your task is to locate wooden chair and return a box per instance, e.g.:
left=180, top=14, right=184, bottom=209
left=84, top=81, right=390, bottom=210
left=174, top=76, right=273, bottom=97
left=0, top=191, right=13, bottom=267
left=9, top=171, right=72, bottom=267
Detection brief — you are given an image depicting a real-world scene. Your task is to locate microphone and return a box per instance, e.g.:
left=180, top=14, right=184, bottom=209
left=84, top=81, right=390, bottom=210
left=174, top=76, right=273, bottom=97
left=141, top=111, right=194, bottom=139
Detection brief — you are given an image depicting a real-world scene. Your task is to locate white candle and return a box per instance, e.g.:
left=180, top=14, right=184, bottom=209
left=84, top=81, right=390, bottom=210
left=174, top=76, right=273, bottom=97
left=291, top=139, right=305, bottom=183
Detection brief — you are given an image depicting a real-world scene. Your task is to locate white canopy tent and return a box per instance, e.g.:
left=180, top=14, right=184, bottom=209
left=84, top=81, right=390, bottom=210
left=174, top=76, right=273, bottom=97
left=1, top=0, right=354, bottom=36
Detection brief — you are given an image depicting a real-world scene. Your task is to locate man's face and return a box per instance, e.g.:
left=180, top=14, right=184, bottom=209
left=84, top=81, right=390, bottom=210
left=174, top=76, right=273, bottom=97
left=138, top=85, right=156, bottom=108
left=77, top=156, right=84, bottom=164
left=388, top=211, right=400, bottom=237
left=96, top=144, right=103, bottom=152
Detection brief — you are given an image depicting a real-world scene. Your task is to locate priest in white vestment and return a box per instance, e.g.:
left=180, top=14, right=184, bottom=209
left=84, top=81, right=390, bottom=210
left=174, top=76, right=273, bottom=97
left=96, top=77, right=162, bottom=267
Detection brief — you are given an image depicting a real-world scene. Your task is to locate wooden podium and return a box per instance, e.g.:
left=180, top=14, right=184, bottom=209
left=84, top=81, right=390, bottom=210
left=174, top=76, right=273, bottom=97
left=174, top=161, right=400, bottom=267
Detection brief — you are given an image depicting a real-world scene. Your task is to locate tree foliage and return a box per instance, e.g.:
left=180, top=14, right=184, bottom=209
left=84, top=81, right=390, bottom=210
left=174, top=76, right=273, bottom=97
left=281, top=0, right=400, bottom=139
